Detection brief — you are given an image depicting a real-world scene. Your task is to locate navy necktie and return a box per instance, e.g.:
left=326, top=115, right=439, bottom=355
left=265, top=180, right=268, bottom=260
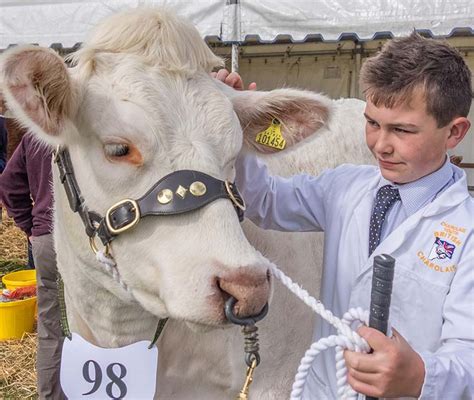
left=368, top=185, right=401, bottom=256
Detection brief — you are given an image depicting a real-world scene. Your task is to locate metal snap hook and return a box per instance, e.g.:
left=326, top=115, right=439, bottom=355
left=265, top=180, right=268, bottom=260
left=245, top=350, right=260, bottom=367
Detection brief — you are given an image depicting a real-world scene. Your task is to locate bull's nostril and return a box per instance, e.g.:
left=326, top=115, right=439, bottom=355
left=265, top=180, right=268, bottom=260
left=217, top=269, right=270, bottom=319
left=216, top=277, right=239, bottom=316
left=215, top=277, right=231, bottom=302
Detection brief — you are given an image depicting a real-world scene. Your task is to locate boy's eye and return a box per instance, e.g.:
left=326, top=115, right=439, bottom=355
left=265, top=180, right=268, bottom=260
left=104, top=143, right=130, bottom=158
left=367, top=120, right=379, bottom=127
left=394, top=127, right=411, bottom=133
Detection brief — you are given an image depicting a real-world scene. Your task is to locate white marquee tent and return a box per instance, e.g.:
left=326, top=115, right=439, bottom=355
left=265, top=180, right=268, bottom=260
left=0, top=0, right=473, bottom=48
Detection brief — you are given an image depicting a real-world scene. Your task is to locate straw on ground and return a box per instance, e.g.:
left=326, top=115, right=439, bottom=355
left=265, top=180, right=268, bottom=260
left=0, top=332, right=38, bottom=399
left=1, top=208, right=37, bottom=399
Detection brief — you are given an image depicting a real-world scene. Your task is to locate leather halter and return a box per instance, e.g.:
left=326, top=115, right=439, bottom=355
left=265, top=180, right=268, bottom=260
left=53, top=147, right=246, bottom=254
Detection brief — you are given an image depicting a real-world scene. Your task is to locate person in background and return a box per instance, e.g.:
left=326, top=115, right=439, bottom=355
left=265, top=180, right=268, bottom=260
left=1, top=95, right=7, bottom=225
left=0, top=133, right=65, bottom=399
left=218, top=32, right=473, bottom=399
left=0, top=94, right=7, bottom=173
left=0, top=115, right=6, bottom=173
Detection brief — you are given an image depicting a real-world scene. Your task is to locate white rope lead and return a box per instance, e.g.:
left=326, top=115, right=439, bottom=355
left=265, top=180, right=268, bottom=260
left=96, top=250, right=134, bottom=294
left=97, top=249, right=369, bottom=398
left=268, top=263, right=371, bottom=400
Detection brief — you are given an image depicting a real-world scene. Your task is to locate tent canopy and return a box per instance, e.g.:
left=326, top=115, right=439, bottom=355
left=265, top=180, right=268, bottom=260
left=1, top=0, right=473, bottom=49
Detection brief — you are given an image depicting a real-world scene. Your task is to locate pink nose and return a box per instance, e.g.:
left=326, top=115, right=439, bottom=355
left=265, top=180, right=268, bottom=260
left=217, top=268, right=271, bottom=318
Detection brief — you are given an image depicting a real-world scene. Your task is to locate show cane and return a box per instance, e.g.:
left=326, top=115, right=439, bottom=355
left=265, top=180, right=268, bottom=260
left=366, top=254, right=395, bottom=400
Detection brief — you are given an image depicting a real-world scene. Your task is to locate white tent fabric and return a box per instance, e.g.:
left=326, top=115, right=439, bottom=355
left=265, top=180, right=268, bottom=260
left=234, top=0, right=474, bottom=42
left=0, top=0, right=225, bottom=49
left=0, top=0, right=473, bottom=49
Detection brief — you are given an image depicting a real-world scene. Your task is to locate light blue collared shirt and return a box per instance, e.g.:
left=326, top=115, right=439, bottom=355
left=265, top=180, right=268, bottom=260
left=377, top=155, right=455, bottom=242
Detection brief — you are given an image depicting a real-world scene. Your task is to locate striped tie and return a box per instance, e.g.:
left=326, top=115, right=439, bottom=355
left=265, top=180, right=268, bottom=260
left=369, top=185, right=400, bottom=256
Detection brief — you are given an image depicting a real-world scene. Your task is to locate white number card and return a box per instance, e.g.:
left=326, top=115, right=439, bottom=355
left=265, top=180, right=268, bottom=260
left=60, top=333, right=158, bottom=399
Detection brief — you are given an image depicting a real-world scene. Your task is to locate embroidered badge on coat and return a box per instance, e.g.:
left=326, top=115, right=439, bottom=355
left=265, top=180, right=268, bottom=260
left=416, top=221, right=464, bottom=273
left=428, top=237, right=456, bottom=260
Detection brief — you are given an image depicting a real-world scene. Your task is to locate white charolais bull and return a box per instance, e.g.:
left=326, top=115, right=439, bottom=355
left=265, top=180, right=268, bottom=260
left=0, top=7, right=373, bottom=399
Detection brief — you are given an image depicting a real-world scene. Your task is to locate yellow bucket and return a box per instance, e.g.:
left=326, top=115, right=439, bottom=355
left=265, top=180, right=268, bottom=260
left=2, top=269, right=36, bottom=290
left=0, top=296, right=37, bottom=340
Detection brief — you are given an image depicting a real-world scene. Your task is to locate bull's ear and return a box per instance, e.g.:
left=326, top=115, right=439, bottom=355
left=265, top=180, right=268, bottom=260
left=231, top=88, right=332, bottom=154
left=0, top=45, right=77, bottom=145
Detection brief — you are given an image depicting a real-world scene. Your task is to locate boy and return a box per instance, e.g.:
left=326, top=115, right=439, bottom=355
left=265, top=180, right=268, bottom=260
left=231, top=33, right=473, bottom=398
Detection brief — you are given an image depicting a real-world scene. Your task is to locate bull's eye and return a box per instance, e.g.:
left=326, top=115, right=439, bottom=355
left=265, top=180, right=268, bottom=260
left=104, top=143, right=130, bottom=158
left=103, top=141, right=143, bottom=166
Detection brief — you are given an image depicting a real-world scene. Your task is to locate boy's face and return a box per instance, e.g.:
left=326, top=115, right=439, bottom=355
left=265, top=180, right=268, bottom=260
left=364, top=92, right=454, bottom=184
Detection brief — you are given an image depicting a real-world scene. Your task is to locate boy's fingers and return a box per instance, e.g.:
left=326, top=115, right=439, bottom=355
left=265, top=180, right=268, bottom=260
left=346, top=374, right=380, bottom=399
left=225, top=72, right=244, bottom=90
left=211, top=69, right=257, bottom=91
left=344, top=351, right=379, bottom=373
left=248, top=82, right=257, bottom=91
left=216, top=69, right=230, bottom=82
left=347, top=366, right=380, bottom=384
left=358, top=325, right=391, bottom=351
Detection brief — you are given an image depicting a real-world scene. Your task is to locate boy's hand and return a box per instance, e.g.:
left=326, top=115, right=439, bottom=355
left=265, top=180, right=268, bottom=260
left=344, top=326, right=425, bottom=398
left=210, top=69, right=257, bottom=91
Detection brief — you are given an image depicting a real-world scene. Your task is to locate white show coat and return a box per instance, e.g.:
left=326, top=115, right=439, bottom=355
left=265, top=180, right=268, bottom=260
left=236, top=154, right=474, bottom=399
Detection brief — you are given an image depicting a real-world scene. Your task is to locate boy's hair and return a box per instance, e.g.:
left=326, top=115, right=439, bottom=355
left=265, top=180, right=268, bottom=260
left=360, top=32, right=472, bottom=127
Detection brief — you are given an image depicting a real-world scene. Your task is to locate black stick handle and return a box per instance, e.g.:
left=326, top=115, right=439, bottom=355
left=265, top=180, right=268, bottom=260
left=366, top=254, right=395, bottom=400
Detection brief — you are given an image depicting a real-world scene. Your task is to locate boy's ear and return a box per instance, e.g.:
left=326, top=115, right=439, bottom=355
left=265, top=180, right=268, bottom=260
left=447, top=116, right=470, bottom=149
left=230, top=88, right=332, bottom=154
left=0, top=45, right=77, bottom=145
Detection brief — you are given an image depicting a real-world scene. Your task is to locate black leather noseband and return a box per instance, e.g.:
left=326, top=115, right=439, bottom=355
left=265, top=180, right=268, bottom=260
left=54, top=147, right=245, bottom=252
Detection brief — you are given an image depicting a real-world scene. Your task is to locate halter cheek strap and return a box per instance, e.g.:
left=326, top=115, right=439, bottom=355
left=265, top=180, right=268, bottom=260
left=54, top=147, right=246, bottom=252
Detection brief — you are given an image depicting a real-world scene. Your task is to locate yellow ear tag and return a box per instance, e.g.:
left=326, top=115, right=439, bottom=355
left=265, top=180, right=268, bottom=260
left=255, top=119, right=286, bottom=150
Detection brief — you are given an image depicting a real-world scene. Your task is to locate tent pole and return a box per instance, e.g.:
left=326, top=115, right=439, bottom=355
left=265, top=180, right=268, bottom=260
left=231, top=43, right=239, bottom=73
left=226, top=0, right=240, bottom=73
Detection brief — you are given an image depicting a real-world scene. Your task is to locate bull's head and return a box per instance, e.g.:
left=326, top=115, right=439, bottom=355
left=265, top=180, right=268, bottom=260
left=0, top=8, right=331, bottom=332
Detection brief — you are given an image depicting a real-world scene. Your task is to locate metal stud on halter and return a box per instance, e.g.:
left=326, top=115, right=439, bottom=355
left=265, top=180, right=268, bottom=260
left=225, top=296, right=269, bottom=399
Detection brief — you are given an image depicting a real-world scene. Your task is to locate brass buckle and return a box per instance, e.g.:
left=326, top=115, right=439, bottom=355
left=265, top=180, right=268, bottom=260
left=225, top=181, right=246, bottom=211
left=105, top=199, right=140, bottom=235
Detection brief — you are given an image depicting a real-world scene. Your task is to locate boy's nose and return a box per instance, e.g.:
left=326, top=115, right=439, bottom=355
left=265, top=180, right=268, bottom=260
left=374, top=130, right=393, bottom=154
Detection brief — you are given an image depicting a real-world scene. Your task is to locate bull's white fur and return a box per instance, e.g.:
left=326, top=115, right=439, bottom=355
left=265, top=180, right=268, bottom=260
left=0, top=7, right=375, bottom=399
left=69, top=7, right=224, bottom=76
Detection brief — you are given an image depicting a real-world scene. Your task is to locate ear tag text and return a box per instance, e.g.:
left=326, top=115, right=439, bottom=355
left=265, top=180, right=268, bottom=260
left=255, top=119, right=286, bottom=150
